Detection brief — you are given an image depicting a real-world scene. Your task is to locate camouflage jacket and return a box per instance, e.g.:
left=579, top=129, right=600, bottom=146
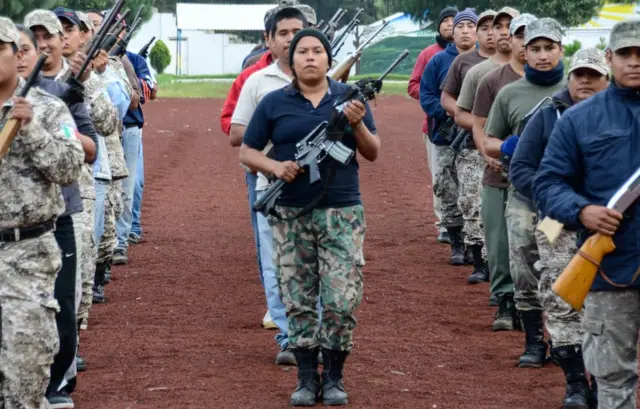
left=0, top=77, right=84, bottom=229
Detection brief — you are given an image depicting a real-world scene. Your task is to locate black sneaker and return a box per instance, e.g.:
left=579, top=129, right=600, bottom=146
left=128, top=233, right=141, bottom=244
left=112, top=249, right=128, bottom=265
left=47, top=391, right=74, bottom=409
left=436, top=231, right=451, bottom=244
left=76, top=354, right=87, bottom=372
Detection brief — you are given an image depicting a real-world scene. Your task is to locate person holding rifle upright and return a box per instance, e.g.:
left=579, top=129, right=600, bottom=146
left=408, top=6, right=457, bottom=245
left=534, top=20, right=640, bottom=409
left=0, top=16, right=84, bottom=408
left=239, top=29, right=379, bottom=406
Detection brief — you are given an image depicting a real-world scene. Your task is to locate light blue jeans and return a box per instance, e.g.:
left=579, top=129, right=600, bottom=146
left=131, top=134, right=144, bottom=237
left=116, top=126, right=141, bottom=250
left=94, top=179, right=109, bottom=243
left=246, top=172, right=263, bottom=286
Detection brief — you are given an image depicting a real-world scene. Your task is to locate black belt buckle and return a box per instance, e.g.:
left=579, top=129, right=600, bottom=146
left=0, top=220, right=55, bottom=242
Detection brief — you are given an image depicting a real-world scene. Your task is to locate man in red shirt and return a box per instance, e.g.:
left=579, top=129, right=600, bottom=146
left=408, top=6, right=457, bottom=244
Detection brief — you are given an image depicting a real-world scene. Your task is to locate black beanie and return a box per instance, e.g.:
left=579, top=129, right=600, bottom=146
left=288, top=28, right=332, bottom=68
left=438, top=6, right=459, bottom=28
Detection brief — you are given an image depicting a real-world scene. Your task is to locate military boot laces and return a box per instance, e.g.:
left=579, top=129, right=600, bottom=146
left=553, top=345, right=590, bottom=409
left=321, top=348, right=349, bottom=406
left=518, top=310, right=548, bottom=368
left=447, top=227, right=466, bottom=265
left=467, top=245, right=489, bottom=284
left=290, top=348, right=321, bottom=407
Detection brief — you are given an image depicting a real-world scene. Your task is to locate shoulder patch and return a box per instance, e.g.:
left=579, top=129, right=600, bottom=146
left=60, top=122, right=78, bottom=139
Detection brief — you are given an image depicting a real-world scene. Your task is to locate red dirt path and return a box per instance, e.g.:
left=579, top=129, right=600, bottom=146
left=74, top=96, right=568, bottom=409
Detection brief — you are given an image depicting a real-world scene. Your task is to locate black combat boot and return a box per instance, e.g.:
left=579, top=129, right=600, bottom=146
left=467, top=245, right=489, bottom=284
left=447, top=226, right=466, bottom=265
left=104, top=261, right=112, bottom=284
left=518, top=310, right=547, bottom=368
left=492, top=293, right=517, bottom=331
left=92, top=262, right=107, bottom=304
left=553, top=345, right=590, bottom=409
left=588, top=374, right=598, bottom=409
left=321, top=348, right=350, bottom=406
left=76, top=320, right=87, bottom=372
left=290, top=347, right=321, bottom=406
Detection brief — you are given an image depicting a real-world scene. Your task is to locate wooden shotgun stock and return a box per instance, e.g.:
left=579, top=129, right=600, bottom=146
left=0, top=54, right=49, bottom=158
left=552, top=233, right=616, bottom=310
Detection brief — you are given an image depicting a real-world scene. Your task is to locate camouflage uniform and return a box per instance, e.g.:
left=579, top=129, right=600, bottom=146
left=455, top=147, right=485, bottom=252
left=0, top=55, right=84, bottom=409
left=269, top=206, right=365, bottom=351
left=98, top=180, right=123, bottom=264
left=434, top=145, right=463, bottom=228
left=534, top=228, right=582, bottom=347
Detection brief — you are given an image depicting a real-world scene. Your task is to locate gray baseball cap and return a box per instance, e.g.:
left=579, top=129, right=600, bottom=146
left=478, top=9, right=497, bottom=27
left=77, top=11, right=94, bottom=31
left=296, top=4, right=317, bottom=26
left=569, top=47, right=609, bottom=76
left=493, top=6, right=520, bottom=24
left=0, top=17, right=20, bottom=47
left=608, top=19, right=640, bottom=52
left=525, top=17, right=563, bottom=46
left=25, top=9, right=64, bottom=35
left=510, top=13, right=537, bottom=35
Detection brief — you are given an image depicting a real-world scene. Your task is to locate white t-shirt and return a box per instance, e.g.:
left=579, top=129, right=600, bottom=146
left=232, top=61, right=292, bottom=191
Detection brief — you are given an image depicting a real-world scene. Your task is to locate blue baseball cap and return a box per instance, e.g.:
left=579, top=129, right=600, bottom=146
left=53, top=7, right=82, bottom=27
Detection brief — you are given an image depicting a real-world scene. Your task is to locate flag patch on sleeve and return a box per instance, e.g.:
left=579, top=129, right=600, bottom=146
left=61, top=123, right=78, bottom=139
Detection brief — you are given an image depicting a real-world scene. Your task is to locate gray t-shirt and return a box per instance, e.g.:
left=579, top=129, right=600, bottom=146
left=456, top=58, right=501, bottom=111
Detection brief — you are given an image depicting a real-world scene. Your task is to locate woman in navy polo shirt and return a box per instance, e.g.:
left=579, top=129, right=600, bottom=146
left=240, top=29, right=380, bottom=407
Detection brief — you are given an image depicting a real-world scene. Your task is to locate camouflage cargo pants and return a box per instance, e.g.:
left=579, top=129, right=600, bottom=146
left=456, top=148, right=485, bottom=251
left=97, top=181, right=123, bottom=264
left=0, top=232, right=60, bottom=409
left=434, top=145, right=462, bottom=228
left=583, top=290, right=640, bottom=409
left=534, top=228, right=582, bottom=347
left=504, top=187, right=540, bottom=311
left=77, top=199, right=96, bottom=321
left=270, top=205, right=365, bottom=351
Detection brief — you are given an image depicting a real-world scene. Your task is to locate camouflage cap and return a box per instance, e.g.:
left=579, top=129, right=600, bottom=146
left=296, top=4, right=317, bottom=25
left=510, top=13, right=537, bottom=35
left=0, top=17, right=20, bottom=47
left=608, top=19, right=640, bottom=52
left=525, top=17, right=563, bottom=46
left=569, top=47, right=609, bottom=76
left=25, top=9, right=64, bottom=35
left=477, top=9, right=497, bottom=27
left=493, top=6, right=519, bottom=24
left=76, top=11, right=94, bottom=32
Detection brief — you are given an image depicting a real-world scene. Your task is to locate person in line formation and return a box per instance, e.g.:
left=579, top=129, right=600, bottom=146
left=0, top=4, right=155, bottom=408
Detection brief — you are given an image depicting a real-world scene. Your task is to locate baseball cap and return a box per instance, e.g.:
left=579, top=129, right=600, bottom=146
left=0, top=17, right=20, bottom=47
left=511, top=13, right=537, bottom=35
left=477, top=9, right=496, bottom=27
left=296, top=4, right=317, bottom=26
left=76, top=11, right=94, bottom=32
left=608, top=19, right=640, bottom=52
left=24, top=9, right=64, bottom=35
left=525, top=17, right=563, bottom=46
left=53, top=7, right=82, bottom=27
left=493, top=6, right=519, bottom=25
left=568, top=48, right=609, bottom=76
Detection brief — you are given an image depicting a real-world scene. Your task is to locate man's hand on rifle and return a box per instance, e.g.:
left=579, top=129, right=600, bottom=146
left=343, top=100, right=366, bottom=128
left=92, top=50, right=109, bottom=74
left=69, top=51, right=92, bottom=82
left=9, top=97, right=33, bottom=128
left=483, top=153, right=503, bottom=173
left=272, top=160, right=302, bottom=183
left=580, top=205, right=623, bottom=236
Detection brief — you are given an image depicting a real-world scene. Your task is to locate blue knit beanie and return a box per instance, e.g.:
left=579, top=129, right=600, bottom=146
left=453, top=8, right=478, bottom=27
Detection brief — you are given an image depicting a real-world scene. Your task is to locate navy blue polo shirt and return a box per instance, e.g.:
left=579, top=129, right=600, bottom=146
left=243, top=77, right=377, bottom=208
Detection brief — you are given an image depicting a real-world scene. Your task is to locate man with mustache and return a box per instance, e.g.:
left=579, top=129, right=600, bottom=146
left=510, top=47, right=609, bottom=408
left=439, top=9, right=496, bottom=284
left=420, top=8, right=478, bottom=266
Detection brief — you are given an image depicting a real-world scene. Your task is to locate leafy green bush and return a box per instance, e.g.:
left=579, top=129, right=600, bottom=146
left=564, top=40, right=582, bottom=57
left=596, top=36, right=607, bottom=51
left=150, top=39, right=171, bottom=74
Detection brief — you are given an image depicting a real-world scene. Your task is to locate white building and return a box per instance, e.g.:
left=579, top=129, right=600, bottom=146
left=564, top=3, right=640, bottom=48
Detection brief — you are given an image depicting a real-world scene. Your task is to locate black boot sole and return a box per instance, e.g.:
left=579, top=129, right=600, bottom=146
left=518, top=361, right=544, bottom=369
left=289, top=399, right=317, bottom=407
left=323, top=398, right=348, bottom=406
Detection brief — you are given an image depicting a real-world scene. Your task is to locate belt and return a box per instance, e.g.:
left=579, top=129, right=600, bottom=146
left=0, top=219, right=56, bottom=242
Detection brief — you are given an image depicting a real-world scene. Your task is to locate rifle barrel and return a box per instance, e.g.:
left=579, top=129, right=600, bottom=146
left=377, top=49, right=409, bottom=81
left=355, top=20, right=389, bottom=53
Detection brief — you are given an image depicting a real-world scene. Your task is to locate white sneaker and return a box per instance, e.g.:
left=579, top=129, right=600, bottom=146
left=262, top=310, right=277, bottom=330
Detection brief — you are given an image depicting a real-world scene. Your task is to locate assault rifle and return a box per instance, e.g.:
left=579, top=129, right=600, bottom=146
left=253, top=50, right=410, bottom=218
left=321, top=8, right=347, bottom=37
left=110, top=6, right=144, bottom=57
left=329, top=20, right=389, bottom=82
left=331, top=8, right=364, bottom=56
left=0, top=54, right=49, bottom=158
left=449, top=128, right=472, bottom=154
left=139, top=36, right=156, bottom=59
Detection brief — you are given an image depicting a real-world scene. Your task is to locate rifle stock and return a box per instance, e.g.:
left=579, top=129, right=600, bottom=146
left=552, top=233, right=616, bottom=310
left=0, top=54, right=48, bottom=158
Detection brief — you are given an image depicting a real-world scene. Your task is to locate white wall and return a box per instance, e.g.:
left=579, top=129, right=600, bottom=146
left=564, top=29, right=611, bottom=49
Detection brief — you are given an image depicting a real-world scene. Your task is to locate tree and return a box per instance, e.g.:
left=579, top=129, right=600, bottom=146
left=149, top=39, right=170, bottom=74
left=1, top=0, right=58, bottom=21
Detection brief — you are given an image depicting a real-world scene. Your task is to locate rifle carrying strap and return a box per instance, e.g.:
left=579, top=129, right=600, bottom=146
left=580, top=249, right=640, bottom=288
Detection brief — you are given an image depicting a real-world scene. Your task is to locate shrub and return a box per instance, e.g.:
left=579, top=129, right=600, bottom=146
left=596, top=36, right=607, bottom=51
left=564, top=40, right=582, bottom=57
left=150, top=39, right=171, bottom=74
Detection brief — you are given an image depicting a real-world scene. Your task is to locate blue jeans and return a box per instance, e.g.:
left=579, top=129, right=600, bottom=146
left=256, top=191, right=288, bottom=349
left=94, top=179, right=109, bottom=243
left=246, top=172, right=263, bottom=286
left=116, top=126, right=141, bottom=250
left=131, top=134, right=144, bottom=237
